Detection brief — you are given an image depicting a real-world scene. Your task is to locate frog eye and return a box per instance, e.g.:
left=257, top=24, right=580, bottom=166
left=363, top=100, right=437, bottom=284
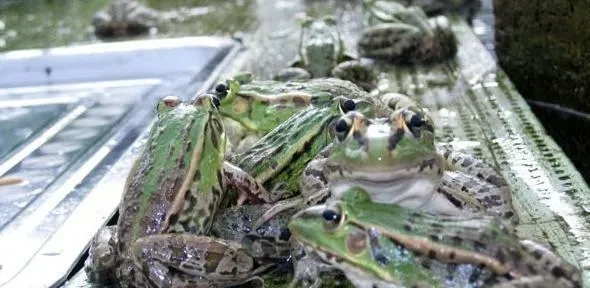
left=322, top=205, right=343, bottom=231
left=334, top=118, right=350, bottom=141
left=409, top=114, right=423, bottom=128
left=341, top=99, right=356, bottom=113
left=214, top=83, right=228, bottom=99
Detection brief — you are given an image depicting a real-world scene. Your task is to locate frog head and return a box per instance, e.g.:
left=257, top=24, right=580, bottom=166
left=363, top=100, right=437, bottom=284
left=325, top=107, right=443, bottom=204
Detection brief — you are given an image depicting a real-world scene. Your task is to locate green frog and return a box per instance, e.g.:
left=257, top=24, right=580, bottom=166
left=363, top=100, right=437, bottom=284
left=92, top=0, right=161, bottom=38
left=228, top=95, right=373, bottom=203
left=257, top=107, right=514, bottom=226
left=358, top=0, right=458, bottom=64
left=84, top=95, right=278, bottom=287
left=288, top=187, right=582, bottom=288
left=274, top=16, right=377, bottom=92
left=214, top=74, right=373, bottom=134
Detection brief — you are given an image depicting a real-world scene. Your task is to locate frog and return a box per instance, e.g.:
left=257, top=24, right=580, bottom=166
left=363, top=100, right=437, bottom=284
left=358, top=0, right=458, bottom=64
left=214, top=74, right=374, bottom=135
left=273, top=16, right=378, bottom=92
left=287, top=187, right=582, bottom=288
left=256, top=107, right=514, bottom=227
left=227, top=95, right=373, bottom=204
left=84, top=94, right=280, bottom=288
left=92, top=0, right=161, bottom=38
left=380, top=0, right=482, bottom=22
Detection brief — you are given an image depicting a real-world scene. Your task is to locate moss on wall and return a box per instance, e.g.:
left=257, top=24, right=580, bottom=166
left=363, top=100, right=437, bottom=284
left=494, top=0, right=590, bottom=112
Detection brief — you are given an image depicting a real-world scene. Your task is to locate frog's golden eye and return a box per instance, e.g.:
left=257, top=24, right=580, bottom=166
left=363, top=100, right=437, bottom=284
left=322, top=205, right=343, bottom=231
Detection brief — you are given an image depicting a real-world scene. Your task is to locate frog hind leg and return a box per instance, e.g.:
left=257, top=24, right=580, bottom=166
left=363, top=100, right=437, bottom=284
left=442, top=170, right=517, bottom=224
left=132, top=234, right=272, bottom=288
left=223, top=161, right=276, bottom=205
left=331, top=60, right=377, bottom=92
left=438, top=148, right=508, bottom=188
left=84, top=226, right=118, bottom=284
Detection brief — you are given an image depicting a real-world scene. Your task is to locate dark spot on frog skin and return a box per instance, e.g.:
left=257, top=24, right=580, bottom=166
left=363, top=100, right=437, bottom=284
left=532, top=248, right=544, bottom=260
left=460, top=158, right=473, bottom=167
left=427, top=250, right=437, bottom=259
left=388, top=128, right=405, bottom=151
left=192, top=170, right=201, bottom=182
left=503, top=211, right=514, bottom=219
left=270, top=160, right=279, bottom=169
left=419, top=158, right=437, bottom=173
left=368, top=228, right=389, bottom=265
left=450, top=236, right=462, bottom=246
left=403, top=223, right=412, bottom=232
left=551, top=266, right=566, bottom=278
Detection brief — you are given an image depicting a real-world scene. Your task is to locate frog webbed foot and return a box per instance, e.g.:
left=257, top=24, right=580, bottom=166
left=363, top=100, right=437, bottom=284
left=84, top=226, right=118, bottom=284
left=274, top=68, right=312, bottom=82
left=331, top=60, right=377, bottom=91
left=289, top=254, right=335, bottom=288
left=132, top=234, right=274, bottom=287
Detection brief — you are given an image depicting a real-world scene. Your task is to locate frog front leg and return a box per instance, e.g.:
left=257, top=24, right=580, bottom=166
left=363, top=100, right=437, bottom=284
left=223, top=161, right=277, bottom=205
left=132, top=234, right=272, bottom=288
left=358, top=23, right=423, bottom=61
left=331, top=60, right=377, bottom=92
left=84, top=226, right=118, bottom=284
left=254, top=148, right=332, bottom=228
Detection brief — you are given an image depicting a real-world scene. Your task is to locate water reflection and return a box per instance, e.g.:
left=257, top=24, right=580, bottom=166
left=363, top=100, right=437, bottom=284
left=0, top=0, right=256, bottom=52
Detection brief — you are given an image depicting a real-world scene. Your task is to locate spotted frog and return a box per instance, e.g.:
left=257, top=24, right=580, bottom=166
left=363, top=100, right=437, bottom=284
left=215, top=75, right=374, bottom=135
left=288, top=187, right=581, bottom=288
left=359, top=0, right=458, bottom=64
left=274, top=16, right=377, bottom=92
left=258, top=107, right=514, bottom=226
left=84, top=95, right=278, bottom=288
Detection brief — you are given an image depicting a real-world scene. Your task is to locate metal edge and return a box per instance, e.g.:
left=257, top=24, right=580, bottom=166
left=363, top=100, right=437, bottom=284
left=0, top=38, right=241, bottom=288
left=0, top=36, right=236, bottom=60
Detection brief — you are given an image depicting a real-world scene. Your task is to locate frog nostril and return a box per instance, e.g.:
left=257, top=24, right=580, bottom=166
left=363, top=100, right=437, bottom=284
left=342, top=99, right=356, bottom=112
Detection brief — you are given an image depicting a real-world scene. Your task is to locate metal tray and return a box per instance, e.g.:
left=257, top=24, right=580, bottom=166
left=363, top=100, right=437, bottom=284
left=0, top=36, right=240, bottom=288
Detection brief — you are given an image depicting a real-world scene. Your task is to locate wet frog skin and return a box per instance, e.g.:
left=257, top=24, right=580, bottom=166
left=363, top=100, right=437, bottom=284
left=288, top=188, right=582, bottom=288
left=274, top=16, right=377, bottom=92
left=359, top=0, right=458, bottom=64
left=228, top=96, right=371, bottom=202
left=84, top=95, right=276, bottom=288
left=260, top=107, right=514, bottom=226
left=215, top=75, right=372, bottom=134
